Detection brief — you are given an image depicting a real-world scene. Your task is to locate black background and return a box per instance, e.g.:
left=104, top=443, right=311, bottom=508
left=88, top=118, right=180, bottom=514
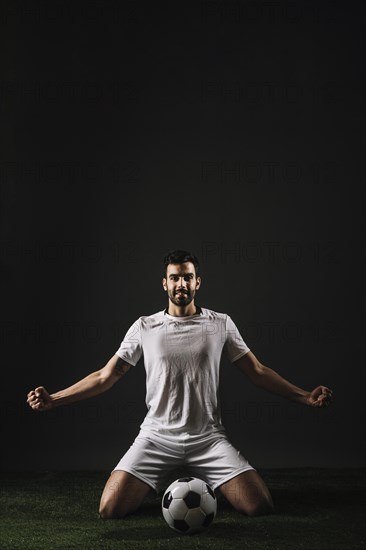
left=1, top=1, right=364, bottom=471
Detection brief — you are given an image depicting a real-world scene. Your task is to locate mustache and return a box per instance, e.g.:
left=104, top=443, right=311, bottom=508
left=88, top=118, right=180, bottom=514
left=174, top=289, right=189, bottom=294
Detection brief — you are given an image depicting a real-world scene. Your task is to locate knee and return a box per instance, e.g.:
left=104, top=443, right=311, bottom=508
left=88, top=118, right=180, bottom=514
left=245, top=498, right=275, bottom=518
left=99, top=500, right=127, bottom=520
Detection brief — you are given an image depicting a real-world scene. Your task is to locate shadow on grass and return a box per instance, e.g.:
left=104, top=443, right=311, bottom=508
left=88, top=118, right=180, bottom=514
left=101, top=526, right=174, bottom=542
left=100, top=520, right=250, bottom=542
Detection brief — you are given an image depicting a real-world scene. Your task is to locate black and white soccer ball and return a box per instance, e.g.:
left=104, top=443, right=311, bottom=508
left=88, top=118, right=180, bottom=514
left=162, top=477, right=217, bottom=535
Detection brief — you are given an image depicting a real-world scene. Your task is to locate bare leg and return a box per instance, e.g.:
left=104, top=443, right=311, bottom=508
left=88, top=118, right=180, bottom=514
left=218, top=470, right=274, bottom=517
left=99, top=470, right=152, bottom=519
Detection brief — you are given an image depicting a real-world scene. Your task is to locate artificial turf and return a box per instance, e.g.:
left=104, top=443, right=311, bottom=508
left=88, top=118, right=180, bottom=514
left=0, top=469, right=365, bottom=549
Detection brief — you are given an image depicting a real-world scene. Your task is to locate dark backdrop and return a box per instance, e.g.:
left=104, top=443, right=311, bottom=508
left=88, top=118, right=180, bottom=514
left=1, top=1, right=364, bottom=471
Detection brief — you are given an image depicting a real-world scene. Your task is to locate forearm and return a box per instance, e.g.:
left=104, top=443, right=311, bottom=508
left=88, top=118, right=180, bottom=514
left=50, top=370, right=113, bottom=407
left=251, top=365, right=309, bottom=405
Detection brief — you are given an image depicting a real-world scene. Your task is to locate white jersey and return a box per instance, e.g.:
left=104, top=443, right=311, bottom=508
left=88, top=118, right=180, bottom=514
left=115, top=307, right=250, bottom=440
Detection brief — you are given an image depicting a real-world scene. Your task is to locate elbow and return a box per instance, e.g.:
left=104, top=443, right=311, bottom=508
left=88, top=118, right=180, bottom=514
left=97, top=371, right=115, bottom=392
left=250, top=361, right=267, bottom=383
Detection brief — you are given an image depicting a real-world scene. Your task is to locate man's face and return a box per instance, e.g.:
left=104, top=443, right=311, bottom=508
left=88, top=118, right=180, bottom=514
left=163, top=262, right=201, bottom=307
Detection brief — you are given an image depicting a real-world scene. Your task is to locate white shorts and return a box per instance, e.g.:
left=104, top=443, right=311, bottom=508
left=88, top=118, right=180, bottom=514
left=112, top=430, right=255, bottom=493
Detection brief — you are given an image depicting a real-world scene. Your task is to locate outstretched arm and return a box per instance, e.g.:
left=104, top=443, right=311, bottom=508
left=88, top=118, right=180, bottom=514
left=27, top=355, right=132, bottom=411
left=233, top=351, right=333, bottom=407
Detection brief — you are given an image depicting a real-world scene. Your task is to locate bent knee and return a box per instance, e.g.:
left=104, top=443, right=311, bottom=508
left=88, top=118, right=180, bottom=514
left=99, top=501, right=128, bottom=520
left=245, top=499, right=275, bottom=517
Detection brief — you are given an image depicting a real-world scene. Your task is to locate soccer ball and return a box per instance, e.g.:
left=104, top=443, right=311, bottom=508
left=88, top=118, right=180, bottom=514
left=162, top=477, right=217, bottom=535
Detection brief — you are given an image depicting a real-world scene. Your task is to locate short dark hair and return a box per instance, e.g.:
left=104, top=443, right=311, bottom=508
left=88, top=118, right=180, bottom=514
left=163, top=249, right=200, bottom=278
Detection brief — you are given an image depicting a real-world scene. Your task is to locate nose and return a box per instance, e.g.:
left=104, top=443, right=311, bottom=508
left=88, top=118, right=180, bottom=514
left=177, top=277, right=187, bottom=288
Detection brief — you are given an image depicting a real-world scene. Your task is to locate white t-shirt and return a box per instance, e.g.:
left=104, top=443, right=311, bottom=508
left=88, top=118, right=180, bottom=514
left=116, top=307, right=250, bottom=440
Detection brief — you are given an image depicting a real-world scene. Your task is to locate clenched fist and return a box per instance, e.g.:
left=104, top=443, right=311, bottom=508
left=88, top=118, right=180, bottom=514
left=306, top=385, right=333, bottom=408
left=27, top=386, right=53, bottom=411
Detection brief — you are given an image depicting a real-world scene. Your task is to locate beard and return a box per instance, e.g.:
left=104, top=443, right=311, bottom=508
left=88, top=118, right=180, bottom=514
left=168, top=288, right=195, bottom=307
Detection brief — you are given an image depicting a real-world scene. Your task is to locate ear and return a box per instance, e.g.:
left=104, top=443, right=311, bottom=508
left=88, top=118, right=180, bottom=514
left=162, top=278, right=167, bottom=291
left=195, top=276, right=201, bottom=289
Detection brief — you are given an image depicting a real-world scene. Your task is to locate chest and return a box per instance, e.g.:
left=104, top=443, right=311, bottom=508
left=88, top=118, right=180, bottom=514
left=142, top=322, right=224, bottom=361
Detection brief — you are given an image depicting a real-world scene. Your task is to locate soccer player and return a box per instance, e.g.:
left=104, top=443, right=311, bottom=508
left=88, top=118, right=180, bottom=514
left=27, top=249, right=333, bottom=519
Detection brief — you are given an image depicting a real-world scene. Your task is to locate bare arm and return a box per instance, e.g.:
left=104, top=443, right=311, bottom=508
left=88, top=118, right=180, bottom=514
left=233, top=351, right=333, bottom=407
left=27, top=355, right=131, bottom=411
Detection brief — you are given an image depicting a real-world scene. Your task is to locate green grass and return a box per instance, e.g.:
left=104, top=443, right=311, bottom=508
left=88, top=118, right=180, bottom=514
left=1, top=469, right=365, bottom=549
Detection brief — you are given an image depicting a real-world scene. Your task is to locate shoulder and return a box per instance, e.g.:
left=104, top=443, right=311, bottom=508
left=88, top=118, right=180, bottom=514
left=200, top=307, right=229, bottom=322
left=138, top=310, right=166, bottom=328
left=201, top=308, right=241, bottom=331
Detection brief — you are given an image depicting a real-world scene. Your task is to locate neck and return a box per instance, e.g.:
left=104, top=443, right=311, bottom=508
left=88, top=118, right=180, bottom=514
left=166, top=302, right=200, bottom=317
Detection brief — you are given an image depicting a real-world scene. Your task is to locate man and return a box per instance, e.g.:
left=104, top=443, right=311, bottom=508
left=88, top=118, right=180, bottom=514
left=27, top=249, right=333, bottom=519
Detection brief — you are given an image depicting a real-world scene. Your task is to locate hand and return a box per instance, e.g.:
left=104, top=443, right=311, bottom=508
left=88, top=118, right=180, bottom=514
left=27, top=386, right=54, bottom=411
left=306, top=385, right=333, bottom=408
